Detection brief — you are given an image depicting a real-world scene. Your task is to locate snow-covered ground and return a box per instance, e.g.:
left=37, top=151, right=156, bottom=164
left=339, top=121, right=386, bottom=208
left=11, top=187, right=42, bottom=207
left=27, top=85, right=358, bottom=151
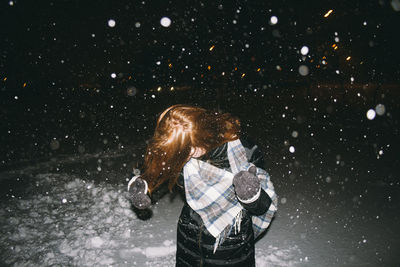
left=0, top=138, right=398, bottom=267
left=0, top=157, right=301, bottom=267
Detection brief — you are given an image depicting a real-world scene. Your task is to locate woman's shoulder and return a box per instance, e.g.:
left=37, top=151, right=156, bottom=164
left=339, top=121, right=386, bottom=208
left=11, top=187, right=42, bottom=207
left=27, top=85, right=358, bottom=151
left=200, top=142, right=230, bottom=170
left=238, top=136, right=265, bottom=168
left=239, top=136, right=257, bottom=150
left=202, top=136, right=264, bottom=169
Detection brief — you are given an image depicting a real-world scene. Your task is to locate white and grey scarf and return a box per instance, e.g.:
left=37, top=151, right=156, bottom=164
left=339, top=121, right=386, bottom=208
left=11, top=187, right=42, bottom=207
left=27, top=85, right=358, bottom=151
left=183, top=139, right=278, bottom=252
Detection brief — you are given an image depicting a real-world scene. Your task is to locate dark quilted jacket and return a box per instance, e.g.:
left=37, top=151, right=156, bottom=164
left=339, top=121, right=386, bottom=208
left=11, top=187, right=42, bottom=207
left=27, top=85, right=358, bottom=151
left=175, top=138, right=272, bottom=267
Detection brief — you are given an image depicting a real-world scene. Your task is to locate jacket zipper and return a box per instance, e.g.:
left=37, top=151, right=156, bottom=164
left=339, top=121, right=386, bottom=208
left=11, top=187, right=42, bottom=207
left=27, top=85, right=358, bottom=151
left=198, top=222, right=204, bottom=267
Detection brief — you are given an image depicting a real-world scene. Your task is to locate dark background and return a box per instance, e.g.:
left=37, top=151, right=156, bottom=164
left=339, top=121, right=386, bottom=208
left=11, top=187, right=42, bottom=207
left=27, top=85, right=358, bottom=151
left=1, top=0, right=399, bottom=168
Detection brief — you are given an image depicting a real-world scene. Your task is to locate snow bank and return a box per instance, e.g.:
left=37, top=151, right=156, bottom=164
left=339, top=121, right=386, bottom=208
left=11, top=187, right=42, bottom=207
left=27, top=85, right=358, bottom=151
left=256, top=245, right=302, bottom=267
left=0, top=169, right=302, bottom=266
left=2, top=148, right=397, bottom=266
left=0, top=173, right=177, bottom=266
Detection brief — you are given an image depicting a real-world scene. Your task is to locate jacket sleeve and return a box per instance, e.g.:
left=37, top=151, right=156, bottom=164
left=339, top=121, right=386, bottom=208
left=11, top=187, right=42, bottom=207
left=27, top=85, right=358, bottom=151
left=239, top=137, right=272, bottom=216
left=239, top=189, right=271, bottom=216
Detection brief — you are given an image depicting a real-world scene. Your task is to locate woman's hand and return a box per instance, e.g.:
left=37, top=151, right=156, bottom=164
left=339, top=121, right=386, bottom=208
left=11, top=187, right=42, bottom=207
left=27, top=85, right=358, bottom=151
left=128, top=176, right=151, bottom=209
left=232, top=166, right=261, bottom=203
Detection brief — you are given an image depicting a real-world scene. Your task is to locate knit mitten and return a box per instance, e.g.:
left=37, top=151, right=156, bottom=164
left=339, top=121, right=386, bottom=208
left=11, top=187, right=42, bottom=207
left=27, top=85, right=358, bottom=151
left=232, top=166, right=261, bottom=203
left=128, top=176, right=151, bottom=209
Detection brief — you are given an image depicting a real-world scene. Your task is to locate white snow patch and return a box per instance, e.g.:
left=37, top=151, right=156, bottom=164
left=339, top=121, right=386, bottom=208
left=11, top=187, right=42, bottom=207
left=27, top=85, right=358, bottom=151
left=145, top=245, right=176, bottom=258
left=256, top=245, right=301, bottom=266
left=90, top=236, right=104, bottom=248
left=0, top=173, right=139, bottom=266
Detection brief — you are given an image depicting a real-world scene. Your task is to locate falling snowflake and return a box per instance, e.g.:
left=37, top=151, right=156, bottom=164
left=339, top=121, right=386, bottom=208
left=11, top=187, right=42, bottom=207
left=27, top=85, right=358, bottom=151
left=160, top=17, right=172, bottom=27
left=366, top=109, right=376, bottom=120
left=108, top=19, right=116, bottom=27
left=298, top=65, right=309, bottom=76
left=270, top=16, right=278, bottom=25
left=300, top=46, right=309, bottom=55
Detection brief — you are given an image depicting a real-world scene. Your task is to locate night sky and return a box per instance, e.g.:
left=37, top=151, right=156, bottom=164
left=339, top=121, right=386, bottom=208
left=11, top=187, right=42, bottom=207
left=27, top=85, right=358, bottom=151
left=1, top=0, right=399, bottom=164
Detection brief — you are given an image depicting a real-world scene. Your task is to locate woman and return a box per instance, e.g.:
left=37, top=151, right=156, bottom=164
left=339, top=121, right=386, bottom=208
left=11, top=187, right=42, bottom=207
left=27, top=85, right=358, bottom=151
left=129, top=104, right=277, bottom=266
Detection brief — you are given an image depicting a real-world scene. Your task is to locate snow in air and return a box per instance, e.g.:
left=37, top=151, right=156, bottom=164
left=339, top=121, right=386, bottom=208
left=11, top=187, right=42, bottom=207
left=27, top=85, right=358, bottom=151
left=289, top=146, right=295, bottom=153
left=108, top=19, right=116, bottom=28
left=298, top=65, right=309, bottom=76
left=391, top=0, right=400, bottom=11
left=300, top=46, right=309, bottom=56
left=375, top=104, right=386, bottom=116
left=160, top=17, right=172, bottom=27
left=126, top=86, right=137, bottom=97
left=270, top=16, right=278, bottom=25
left=111, top=73, right=117, bottom=79
left=366, top=109, right=376, bottom=120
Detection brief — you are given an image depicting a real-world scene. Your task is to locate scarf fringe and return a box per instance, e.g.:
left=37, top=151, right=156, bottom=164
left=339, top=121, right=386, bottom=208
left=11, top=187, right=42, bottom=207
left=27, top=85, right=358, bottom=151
left=213, top=209, right=243, bottom=254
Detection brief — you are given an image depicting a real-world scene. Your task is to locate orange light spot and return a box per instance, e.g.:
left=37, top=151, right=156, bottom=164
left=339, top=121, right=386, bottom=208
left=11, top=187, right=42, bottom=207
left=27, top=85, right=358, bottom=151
left=207, top=65, right=211, bottom=70
left=23, top=82, right=27, bottom=87
left=241, top=73, right=246, bottom=78
left=168, top=63, right=173, bottom=68
left=346, top=56, right=351, bottom=61
left=324, top=10, right=333, bottom=18
left=3, top=77, right=7, bottom=81
left=257, top=68, right=261, bottom=72
left=209, top=45, right=215, bottom=51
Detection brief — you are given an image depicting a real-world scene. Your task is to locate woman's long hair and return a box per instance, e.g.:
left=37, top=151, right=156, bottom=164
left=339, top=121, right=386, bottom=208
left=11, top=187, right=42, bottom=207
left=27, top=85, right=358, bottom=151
left=140, top=104, right=240, bottom=193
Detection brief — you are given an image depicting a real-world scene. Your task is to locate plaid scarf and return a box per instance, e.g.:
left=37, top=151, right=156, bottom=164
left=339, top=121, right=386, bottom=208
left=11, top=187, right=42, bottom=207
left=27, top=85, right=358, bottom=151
left=183, top=139, right=278, bottom=251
